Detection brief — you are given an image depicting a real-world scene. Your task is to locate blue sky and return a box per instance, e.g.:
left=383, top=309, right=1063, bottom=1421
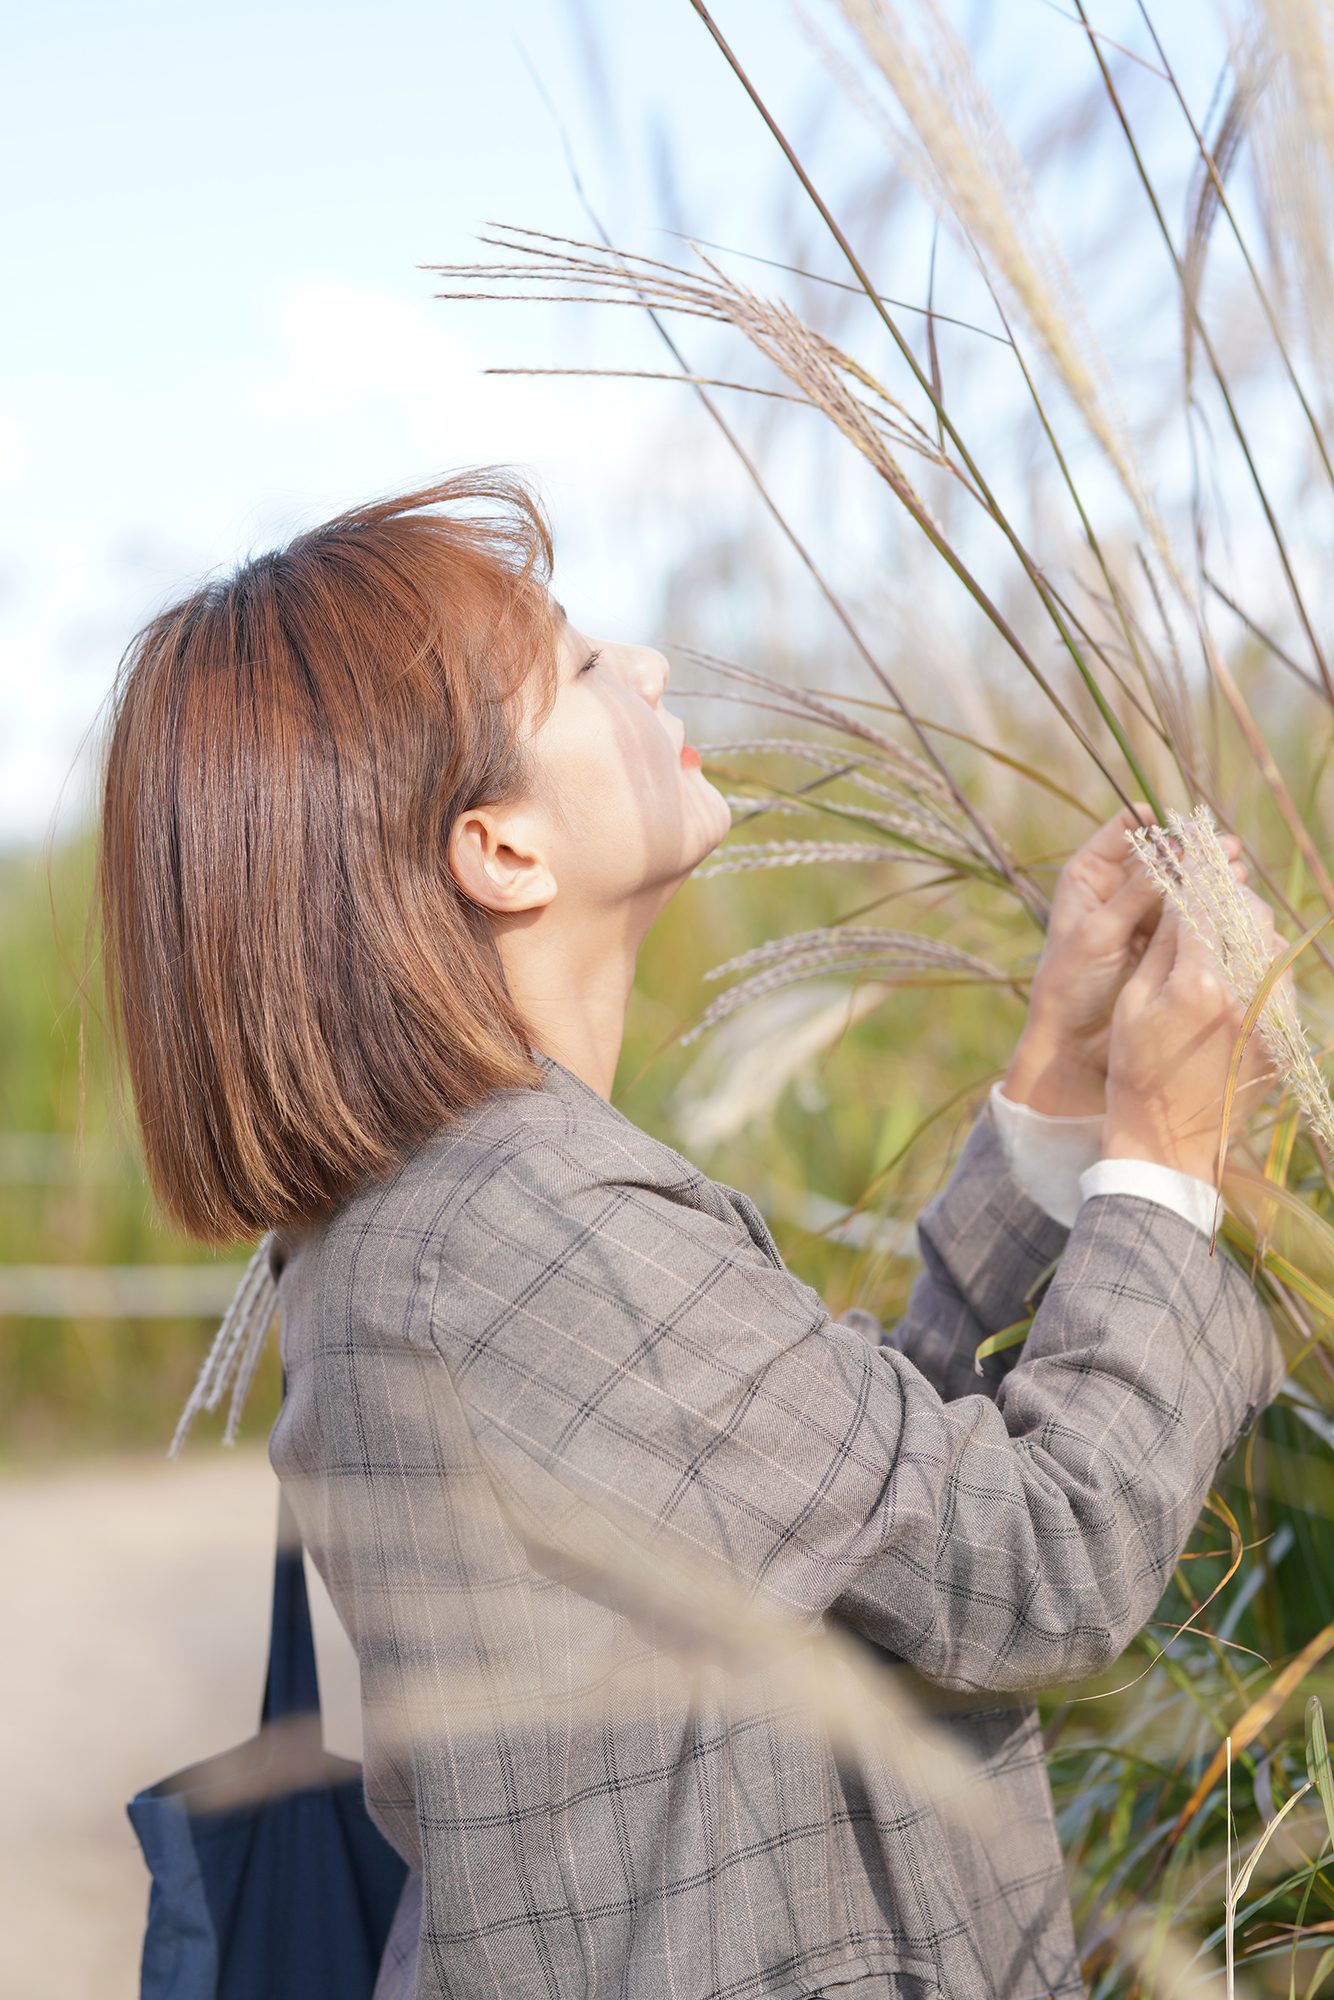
left=0, top=0, right=1239, bottom=842
left=1, top=0, right=823, bottom=840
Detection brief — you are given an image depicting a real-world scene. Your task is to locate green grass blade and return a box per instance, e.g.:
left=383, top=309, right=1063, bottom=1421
left=974, top=1317, right=1031, bottom=1373
left=1307, top=1697, right=1334, bottom=1848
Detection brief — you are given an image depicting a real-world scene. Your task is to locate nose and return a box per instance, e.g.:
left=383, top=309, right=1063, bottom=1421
left=611, top=642, right=669, bottom=708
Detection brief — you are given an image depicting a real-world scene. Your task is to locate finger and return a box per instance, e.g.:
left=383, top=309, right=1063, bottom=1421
left=1053, top=807, right=1161, bottom=922
left=1118, top=899, right=1181, bottom=1009
left=1162, top=929, right=1247, bottom=1037
left=1167, top=927, right=1234, bottom=997
left=1101, top=851, right=1165, bottom=932
left=1075, top=803, right=1156, bottom=868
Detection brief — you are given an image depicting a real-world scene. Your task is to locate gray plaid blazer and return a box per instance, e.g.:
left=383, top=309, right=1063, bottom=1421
left=269, top=1057, right=1282, bottom=2000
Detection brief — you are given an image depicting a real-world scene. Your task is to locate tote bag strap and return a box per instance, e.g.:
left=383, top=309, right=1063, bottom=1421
left=261, top=1488, right=321, bottom=1726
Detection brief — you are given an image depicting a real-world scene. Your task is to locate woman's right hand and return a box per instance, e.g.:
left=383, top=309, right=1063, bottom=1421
left=1102, top=895, right=1278, bottom=1183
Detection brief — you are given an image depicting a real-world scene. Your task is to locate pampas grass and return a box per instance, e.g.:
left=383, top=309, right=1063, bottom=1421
left=685, top=926, right=1011, bottom=1040
left=818, top=0, right=1175, bottom=571
left=697, top=839, right=909, bottom=875
left=1248, top=0, right=1334, bottom=401
left=1129, top=806, right=1334, bottom=1156
left=441, top=2, right=1334, bottom=1984
left=442, top=228, right=954, bottom=507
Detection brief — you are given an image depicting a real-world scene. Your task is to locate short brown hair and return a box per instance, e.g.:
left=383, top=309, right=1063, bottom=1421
left=97, top=471, right=556, bottom=1243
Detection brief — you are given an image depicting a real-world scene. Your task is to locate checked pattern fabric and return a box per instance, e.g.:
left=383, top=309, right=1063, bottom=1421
left=270, top=1059, right=1281, bottom=2000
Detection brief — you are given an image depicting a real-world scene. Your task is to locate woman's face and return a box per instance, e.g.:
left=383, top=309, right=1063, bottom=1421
left=524, top=613, right=731, bottom=910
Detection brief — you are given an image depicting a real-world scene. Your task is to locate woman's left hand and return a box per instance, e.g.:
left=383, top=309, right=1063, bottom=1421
left=1003, top=805, right=1243, bottom=1117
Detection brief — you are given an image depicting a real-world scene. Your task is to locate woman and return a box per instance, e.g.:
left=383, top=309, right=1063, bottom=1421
left=99, top=474, right=1282, bottom=2000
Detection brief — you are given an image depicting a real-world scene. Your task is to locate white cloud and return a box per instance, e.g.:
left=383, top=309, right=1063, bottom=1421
left=255, top=282, right=650, bottom=485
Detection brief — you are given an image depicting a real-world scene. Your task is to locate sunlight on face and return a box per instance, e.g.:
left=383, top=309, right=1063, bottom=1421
left=524, top=612, right=732, bottom=909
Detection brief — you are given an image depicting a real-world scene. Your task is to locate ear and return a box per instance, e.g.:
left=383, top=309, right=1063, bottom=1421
left=448, top=804, right=558, bottom=915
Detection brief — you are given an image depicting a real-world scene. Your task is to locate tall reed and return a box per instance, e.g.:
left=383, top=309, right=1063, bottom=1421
left=437, top=3, right=1334, bottom=1987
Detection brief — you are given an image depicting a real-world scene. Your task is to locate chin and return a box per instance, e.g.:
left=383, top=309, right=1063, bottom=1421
left=650, top=826, right=727, bottom=902
left=693, top=773, right=734, bottom=849
left=689, top=801, right=732, bottom=870
left=643, top=777, right=732, bottom=893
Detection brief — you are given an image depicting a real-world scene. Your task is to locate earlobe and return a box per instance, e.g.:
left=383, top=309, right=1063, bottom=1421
left=448, top=808, right=558, bottom=915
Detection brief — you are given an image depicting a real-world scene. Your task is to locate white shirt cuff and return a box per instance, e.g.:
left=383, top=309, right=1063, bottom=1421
left=1078, top=1158, right=1222, bottom=1238
left=990, top=1083, right=1104, bottom=1229
left=990, top=1083, right=1220, bottom=1238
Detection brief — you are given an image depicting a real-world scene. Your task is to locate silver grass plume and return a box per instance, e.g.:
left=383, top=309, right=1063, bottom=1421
left=168, top=1234, right=278, bottom=1457
left=434, top=229, right=953, bottom=521
left=689, top=678, right=960, bottom=798
left=721, top=796, right=813, bottom=823
left=1246, top=0, right=1334, bottom=405
left=678, top=658, right=1019, bottom=869
left=699, top=841, right=902, bottom=876
left=817, top=0, right=1204, bottom=765
left=821, top=0, right=1173, bottom=564
left=685, top=928, right=1009, bottom=1042
left=719, top=795, right=910, bottom=833
left=1127, top=806, right=1334, bottom=1154
left=700, top=735, right=954, bottom=803
left=715, top=798, right=975, bottom=857
left=705, top=737, right=980, bottom=861
left=716, top=807, right=960, bottom=864
left=707, top=740, right=964, bottom=820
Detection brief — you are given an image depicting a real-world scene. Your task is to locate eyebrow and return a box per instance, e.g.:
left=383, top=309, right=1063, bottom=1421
left=551, top=599, right=567, bottom=627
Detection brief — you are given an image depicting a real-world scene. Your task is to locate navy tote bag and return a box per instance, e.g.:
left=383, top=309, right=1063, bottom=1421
left=127, top=1492, right=409, bottom=2000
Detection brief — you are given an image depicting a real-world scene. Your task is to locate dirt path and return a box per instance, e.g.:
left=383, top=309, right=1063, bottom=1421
left=0, top=1447, right=362, bottom=2000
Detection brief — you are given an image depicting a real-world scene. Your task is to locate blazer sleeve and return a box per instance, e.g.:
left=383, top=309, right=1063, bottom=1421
left=426, top=1111, right=1285, bottom=1696
left=891, top=1107, right=1071, bottom=1405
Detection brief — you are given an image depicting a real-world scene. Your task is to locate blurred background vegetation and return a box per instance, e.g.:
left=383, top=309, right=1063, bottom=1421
left=0, top=842, right=281, bottom=1454
left=0, top=811, right=1027, bottom=1456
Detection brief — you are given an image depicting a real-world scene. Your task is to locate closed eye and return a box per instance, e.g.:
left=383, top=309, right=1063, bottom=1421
left=580, top=649, right=601, bottom=675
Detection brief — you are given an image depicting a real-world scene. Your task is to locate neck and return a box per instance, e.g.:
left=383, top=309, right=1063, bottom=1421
left=492, top=894, right=661, bottom=1099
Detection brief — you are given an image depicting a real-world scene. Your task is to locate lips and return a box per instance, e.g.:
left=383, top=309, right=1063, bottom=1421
left=680, top=745, right=702, bottom=770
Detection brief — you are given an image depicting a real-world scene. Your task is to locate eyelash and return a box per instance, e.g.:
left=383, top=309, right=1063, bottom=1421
left=580, top=650, right=601, bottom=675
